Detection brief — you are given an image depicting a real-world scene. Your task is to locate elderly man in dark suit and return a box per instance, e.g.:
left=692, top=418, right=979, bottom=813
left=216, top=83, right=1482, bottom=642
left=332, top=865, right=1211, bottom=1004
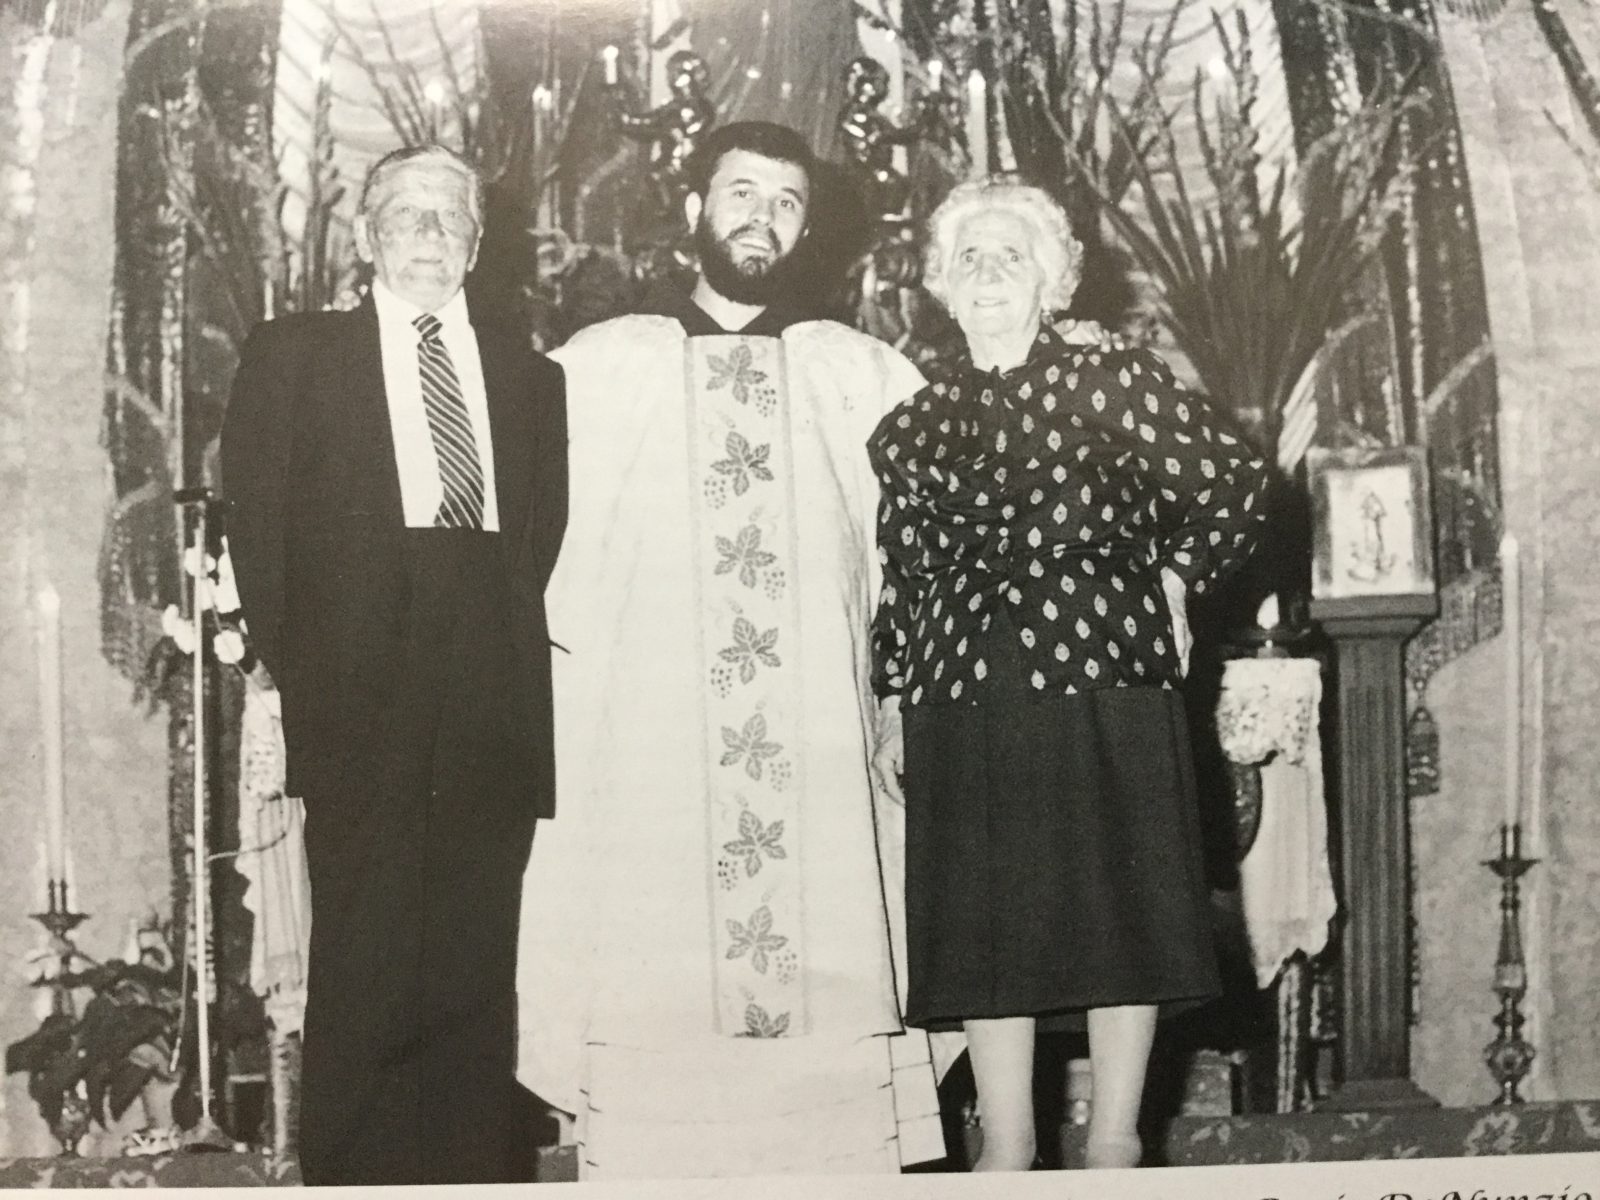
left=221, top=144, right=566, bottom=1186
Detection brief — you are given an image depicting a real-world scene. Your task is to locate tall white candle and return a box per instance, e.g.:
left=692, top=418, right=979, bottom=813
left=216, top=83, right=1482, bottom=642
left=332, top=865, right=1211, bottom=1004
left=601, top=44, right=620, bottom=86
left=1501, top=534, right=1521, bottom=830
left=423, top=78, right=446, bottom=133
left=531, top=83, right=555, bottom=227
left=35, top=840, right=49, bottom=916
left=37, top=584, right=66, bottom=888
left=928, top=59, right=943, bottom=92
left=965, top=69, right=988, bottom=179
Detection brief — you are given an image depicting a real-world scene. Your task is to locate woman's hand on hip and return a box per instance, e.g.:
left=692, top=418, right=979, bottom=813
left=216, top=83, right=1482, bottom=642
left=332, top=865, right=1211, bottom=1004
left=1161, top=566, right=1191, bottom=678
left=872, top=694, right=906, bottom=805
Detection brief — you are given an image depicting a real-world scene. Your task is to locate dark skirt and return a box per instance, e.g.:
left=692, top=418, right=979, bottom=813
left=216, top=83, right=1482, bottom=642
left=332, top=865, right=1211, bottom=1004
left=901, top=684, right=1220, bottom=1032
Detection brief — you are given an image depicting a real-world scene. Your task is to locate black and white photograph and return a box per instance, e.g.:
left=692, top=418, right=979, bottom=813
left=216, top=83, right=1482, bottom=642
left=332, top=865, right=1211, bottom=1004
left=0, top=0, right=1597, bottom=1195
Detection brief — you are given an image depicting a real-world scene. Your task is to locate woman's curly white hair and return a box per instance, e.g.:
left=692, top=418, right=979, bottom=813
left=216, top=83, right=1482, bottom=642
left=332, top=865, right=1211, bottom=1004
left=922, top=176, right=1083, bottom=314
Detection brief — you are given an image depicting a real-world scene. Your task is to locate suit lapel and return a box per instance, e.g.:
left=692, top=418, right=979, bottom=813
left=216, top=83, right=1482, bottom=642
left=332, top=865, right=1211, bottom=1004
left=480, top=328, right=536, bottom=579
left=337, top=299, right=406, bottom=525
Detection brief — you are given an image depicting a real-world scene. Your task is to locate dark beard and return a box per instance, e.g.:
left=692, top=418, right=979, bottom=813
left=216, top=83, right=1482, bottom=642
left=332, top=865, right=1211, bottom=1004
left=694, top=215, right=797, bottom=306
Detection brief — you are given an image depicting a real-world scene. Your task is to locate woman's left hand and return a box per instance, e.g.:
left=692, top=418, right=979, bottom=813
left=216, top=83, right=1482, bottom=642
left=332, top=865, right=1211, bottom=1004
left=1161, top=566, right=1191, bottom=678
left=872, top=695, right=906, bottom=805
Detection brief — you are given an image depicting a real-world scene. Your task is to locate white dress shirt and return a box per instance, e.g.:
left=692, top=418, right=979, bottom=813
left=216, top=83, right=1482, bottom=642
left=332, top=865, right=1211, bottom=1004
left=372, top=279, right=500, bottom=531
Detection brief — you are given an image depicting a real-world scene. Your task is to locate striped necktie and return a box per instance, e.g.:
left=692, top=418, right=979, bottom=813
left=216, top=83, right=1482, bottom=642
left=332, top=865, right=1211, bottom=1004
left=413, top=312, right=485, bottom=530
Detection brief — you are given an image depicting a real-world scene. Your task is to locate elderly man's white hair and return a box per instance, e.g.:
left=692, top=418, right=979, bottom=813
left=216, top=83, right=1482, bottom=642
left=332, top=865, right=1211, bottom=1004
left=359, top=143, right=485, bottom=226
left=922, top=176, right=1084, bottom=313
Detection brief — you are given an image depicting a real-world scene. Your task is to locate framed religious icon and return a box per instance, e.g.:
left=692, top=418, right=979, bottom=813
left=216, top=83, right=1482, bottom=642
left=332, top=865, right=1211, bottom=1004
left=1308, top=445, right=1436, bottom=602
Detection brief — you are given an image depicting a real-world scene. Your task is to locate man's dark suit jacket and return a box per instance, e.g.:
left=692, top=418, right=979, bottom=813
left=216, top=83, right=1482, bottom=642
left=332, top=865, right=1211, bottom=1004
left=220, top=297, right=567, bottom=817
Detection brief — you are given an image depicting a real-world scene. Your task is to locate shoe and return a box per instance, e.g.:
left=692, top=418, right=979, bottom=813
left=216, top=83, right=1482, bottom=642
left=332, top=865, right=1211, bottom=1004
left=123, top=1127, right=182, bottom=1158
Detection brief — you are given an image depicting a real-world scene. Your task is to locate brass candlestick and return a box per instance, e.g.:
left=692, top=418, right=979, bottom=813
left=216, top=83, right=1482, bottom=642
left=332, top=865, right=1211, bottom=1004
left=29, top=881, right=91, bottom=1154
left=1483, top=822, right=1537, bottom=1104
left=30, top=881, right=88, bottom=1011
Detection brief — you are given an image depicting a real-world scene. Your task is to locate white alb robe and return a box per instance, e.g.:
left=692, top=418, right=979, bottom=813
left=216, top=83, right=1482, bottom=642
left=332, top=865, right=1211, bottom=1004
left=515, top=314, right=944, bottom=1177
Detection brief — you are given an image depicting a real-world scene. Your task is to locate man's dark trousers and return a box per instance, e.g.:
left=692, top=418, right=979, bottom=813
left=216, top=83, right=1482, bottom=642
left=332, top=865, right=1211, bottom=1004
left=296, top=528, right=535, bottom=1185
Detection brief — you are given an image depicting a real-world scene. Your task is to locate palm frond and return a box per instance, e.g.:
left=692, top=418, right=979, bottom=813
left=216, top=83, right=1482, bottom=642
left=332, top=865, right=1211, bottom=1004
left=1063, top=34, right=1425, bottom=455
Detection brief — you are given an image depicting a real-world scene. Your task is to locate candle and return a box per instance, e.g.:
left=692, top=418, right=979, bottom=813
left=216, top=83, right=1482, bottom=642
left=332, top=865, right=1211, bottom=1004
left=36, top=840, right=56, bottom=916
left=423, top=78, right=446, bottom=133
left=37, top=584, right=66, bottom=890
left=601, top=44, right=619, bottom=86
left=965, top=69, right=988, bottom=178
left=928, top=60, right=943, bottom=92
left=531, top=84, right=555, bottom=227
left=1501, top=534, right=1522, bottom=831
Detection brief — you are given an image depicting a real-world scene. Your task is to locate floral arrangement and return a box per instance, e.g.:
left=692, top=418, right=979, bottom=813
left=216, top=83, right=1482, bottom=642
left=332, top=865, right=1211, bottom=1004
left=139, top=535, right=260, bottom=709
left=5, top=924, right=182, bottom=1153
left=6, top=916, right=268, bottom=1155
left=167, top=538, right=250, bottom=667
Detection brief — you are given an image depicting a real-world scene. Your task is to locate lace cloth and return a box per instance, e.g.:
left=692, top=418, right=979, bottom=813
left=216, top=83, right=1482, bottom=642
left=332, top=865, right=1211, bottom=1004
left=1216, top=657, right=1336, bottom=987
left=237, top=674, right=310, bottom=1034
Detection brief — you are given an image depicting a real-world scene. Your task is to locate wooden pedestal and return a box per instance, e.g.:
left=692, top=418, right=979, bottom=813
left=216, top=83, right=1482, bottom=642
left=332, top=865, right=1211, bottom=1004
left=1311, top=594, right=1439, bottom=1110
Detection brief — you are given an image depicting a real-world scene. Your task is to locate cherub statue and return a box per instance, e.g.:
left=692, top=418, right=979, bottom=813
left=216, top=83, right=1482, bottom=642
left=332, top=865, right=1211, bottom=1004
left=837, top=55, right=931, bottom=223
left=609, top=49, right=716, bottom=219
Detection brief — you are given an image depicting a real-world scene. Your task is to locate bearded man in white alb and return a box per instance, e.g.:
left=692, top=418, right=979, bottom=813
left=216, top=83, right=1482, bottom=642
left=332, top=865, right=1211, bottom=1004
left=514, top=120, right=945, bottom=1178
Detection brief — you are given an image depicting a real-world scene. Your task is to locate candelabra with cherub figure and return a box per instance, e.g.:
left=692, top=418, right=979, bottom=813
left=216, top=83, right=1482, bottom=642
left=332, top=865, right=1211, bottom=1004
left=606, top=48, right=716, bottom=225
left=837, top=55, right=939, bottom=228
left=837, top=56, right=948, bottom=348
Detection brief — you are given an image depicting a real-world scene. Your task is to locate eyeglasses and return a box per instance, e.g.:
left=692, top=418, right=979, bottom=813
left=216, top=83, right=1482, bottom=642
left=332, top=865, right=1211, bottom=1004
left=375, top=203, right=477, bottom=238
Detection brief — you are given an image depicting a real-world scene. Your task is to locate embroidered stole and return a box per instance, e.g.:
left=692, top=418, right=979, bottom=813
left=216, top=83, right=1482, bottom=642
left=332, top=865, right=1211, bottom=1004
left=683, top=334, right=811, bottom=1039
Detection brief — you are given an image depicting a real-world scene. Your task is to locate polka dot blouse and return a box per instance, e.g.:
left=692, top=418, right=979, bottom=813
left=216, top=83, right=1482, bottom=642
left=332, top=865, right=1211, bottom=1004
left=867, top=326, right=1269, bottom=705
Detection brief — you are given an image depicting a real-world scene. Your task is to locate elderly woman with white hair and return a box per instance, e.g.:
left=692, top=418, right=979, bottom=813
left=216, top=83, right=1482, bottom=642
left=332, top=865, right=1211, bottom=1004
left=867, top=178, right=1269, bottom=1171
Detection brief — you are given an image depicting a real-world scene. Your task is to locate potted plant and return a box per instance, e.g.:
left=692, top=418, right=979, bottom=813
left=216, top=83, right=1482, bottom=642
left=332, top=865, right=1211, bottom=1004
left=6, top=927, right=182, bottom=1155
